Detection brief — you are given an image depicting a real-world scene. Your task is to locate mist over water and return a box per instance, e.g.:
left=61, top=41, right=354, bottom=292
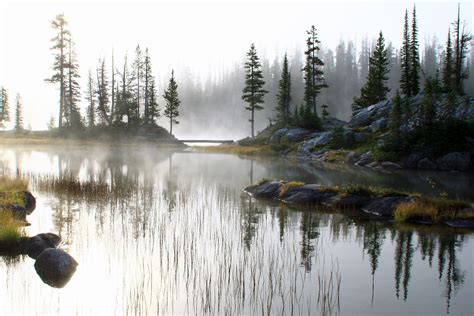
left=0, top=146, right=473, bottom=315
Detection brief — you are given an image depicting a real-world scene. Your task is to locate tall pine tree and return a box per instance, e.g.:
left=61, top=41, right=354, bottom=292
left=442, top=29, right=454, bottom=92
left=242, top=43, right=267, bottom=137
left=275, top=53, right=291, bottom=123
left=452, top=4, right=472, bottom=94
left=163, top=70, right=180, bottom=135
left=353, top=31, right=390, bottom=111
left=409, top=5, right=420, bottom=95
left=0, top=87, right=10, bottom=127
left=85, top=70, right=96, bottom=127
left=64, top=37, right=82, bottom=128
left=15, top=94, right=23, bottom=131
left=400, top=9, right=411, bottom=96
left=96, top=59, right=111, bottom=125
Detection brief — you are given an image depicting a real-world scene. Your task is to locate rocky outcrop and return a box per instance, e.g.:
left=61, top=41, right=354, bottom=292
left=297, top=132, right=332, bottom=155
left=34, top=249, right=78, bottom=288
left=361, top=196, right=413, bottom=217
left=281, top=184, right=336, bottom=205
left=245, top=181, right=281, bottom=199
left=436, top=152, right=471, bottom=171
left=270, top=128, right=311, bottom=144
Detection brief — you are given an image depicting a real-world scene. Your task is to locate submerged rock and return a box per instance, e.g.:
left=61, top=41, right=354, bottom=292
left=24, top=233, right=61, bottom=259
left=34, top=248, right=78, bottom=288
left=444, top=220, right=474, bottom=229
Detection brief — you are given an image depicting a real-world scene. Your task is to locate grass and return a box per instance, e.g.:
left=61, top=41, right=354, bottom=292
left=0, top=211, right=24, bottom=246
left=279, top=181, right=305, bottom=197
left=394, top=198, right=473, bottom=223
left=197, top=144, right=276, bottom=156
left=324, top=150, right=348, bottom=164
left=0, top=176, right=28, bottom=192
left=339, top=184, right=410, bottom=198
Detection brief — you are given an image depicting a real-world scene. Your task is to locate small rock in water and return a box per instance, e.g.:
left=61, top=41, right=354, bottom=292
left=244, top=181, right=281, bottom=199
left=34, top=248, right=78, bottom=288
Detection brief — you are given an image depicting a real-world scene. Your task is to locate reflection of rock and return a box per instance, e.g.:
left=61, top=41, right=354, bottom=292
left=34, top=248, right=78, bottom=288
left=23, top=233, right=61, bottom=259
left=22, top=191, right=36, bottom=214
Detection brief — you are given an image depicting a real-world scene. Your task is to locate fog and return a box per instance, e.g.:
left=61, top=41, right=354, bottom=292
left=0, top=0, right=472, bottom=139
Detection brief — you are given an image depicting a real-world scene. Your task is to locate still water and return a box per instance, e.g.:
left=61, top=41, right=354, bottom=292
left=0, top=145, right=473, bottom=315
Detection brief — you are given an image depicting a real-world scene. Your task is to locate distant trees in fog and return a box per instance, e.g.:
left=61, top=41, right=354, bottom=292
left=0, top=87, right=10, bottom=128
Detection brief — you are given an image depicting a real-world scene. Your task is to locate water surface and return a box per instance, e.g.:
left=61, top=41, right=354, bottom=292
left=0, top=146, right=472, bottom=315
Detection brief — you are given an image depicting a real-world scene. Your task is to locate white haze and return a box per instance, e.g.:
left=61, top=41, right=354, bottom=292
left=0, top=0, right=472, bottom=139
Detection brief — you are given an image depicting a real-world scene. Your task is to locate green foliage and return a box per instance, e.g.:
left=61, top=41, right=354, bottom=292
left=0, top=87, right=10, bottom=126
left=163, top=70, right=180, bottom=135
left=275, top=54, right=291, bottom=124
left=14, top=94, right=23, bottom=131
left=353, top=32, right=390, bottom=111
left=321, top=104, right=329, bottom=121
left=409, top=5, right=420, bottom=95
left=297, top=104, right=322, bottom=130
left=328, top=125, right=345, bottom=149
left=242, top=43, right=267, bottom=137
left=442, top=29, right=454, bottom=92
left=400, top=10, right=411, bottom=96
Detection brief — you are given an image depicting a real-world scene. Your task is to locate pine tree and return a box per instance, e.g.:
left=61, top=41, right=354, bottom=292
left=275, top=53, right=291, bottom=123
left=131, top=45, right=144, bottom=121
left=409, top=5, right=420, bottom=95
left=147, top=78, right=160, bottom=124
left=163, top=70, right=180, bottom=135
left=85, top=70, right=96, bottom=127
left=321, top=104, right=329, bottom=120
left=390, top=90, right=402, bottom=138
left=400, top=9, right=411, bottom=96
left=15, top=94, right=23, bottom=131
left=303, top=26, right=327, bottom=115
left=64, top=37, right=82, bottom=128
left=420, top=76, right=440, bottom=126
left=45, top=14, right=70, bottom=128
left=96, top=59, right=111, bottom=125
left=0, top=87, right=10, bottom=127
left=143, top=48, right=155, bottom=125
left=442, top=29, right=454, bottom=92
left=242, top=43, right=267, bottom=137
left=452, top=4, right=472, bottom=94
left=353, top=32, right=390, bottom=111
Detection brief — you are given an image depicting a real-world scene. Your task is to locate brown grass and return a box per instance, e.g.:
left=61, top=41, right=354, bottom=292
left=279, top=181, right=305, bottom=197
left=394, top=198, right=473, bottom=222
left=0, top=176, right=28, bottom=192
left=197, top=145, right=276, bottom=156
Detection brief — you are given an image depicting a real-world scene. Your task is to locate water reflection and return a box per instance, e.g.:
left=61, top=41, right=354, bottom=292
left=0, top=146, right=472, bottom=315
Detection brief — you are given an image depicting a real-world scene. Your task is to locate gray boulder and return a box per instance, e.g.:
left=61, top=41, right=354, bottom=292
left=362, top=196, right=412, bottom=217
left=350, top=100, right=391, bottom=127
left=24, top=233, right=61, bottom=259
left=270, top=128, right=311, bottom=144
left=34, top=248, right=78, bottom=288
left=355, top=151, right=373, bottom=166
left=298, top=132, right=332, bottom=155
left=281, top=184, right=336, bottom=205
left=418, top=158, right=437, bottom=170
left=436, top=152, right=471, bottom=171
left=269, top=128, right=289, bottom=144
left=380, top=161, right=402, bottom=171
left=244, top=181, right=281, bottom=199
left=404, top=152, right=423, bottom=168
left=370, top=118, right=388, bottom=133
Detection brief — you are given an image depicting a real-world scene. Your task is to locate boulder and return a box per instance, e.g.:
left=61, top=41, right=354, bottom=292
left=298, top=132, right=332, bottom=155
left=404, top=152, right=423, bottom=169
left=349, top=100, right=391, bottom=127
left=244, top=181, right=281, bottom=199
left=281, top=184, right=336, bottom=205
left=269, top=128, right=289, bottom=143
left=370, top=118, right=388, bottom=133
left=34, top=248, right=78, bottom=288
left=347, top=151, right=359, bottom=163
left=418, top=158, right=437, bottom=170
left=436, top=152, right=471, bottom=171
left=362, top=196, right=412, bottom=217
left=353, top=133, right=367, bottom=144
left=22, top=191, right=36, bottom=214
left=355, top=151, right=373, bottom=166
left=285, top=128, right=311, bottom=142
left=444, top=220, right=474, bottom=229
left=24, top=233, right=61, bottom=259
left=380, top=161, right=402, bottom=171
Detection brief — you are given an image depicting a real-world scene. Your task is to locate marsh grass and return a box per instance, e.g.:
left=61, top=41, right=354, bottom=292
left=339, top=184, right=410, bottom=198
left=0, top=191, right=26, bottom=206
left=279, top=181, right=305, bottom=197
left=0, top=211, right=24, bottom=246
left=394, top=198, right=473, bottom=223
left=197, top=144, right=275, bottom=156
left=0, top=176, right=28, bottom=192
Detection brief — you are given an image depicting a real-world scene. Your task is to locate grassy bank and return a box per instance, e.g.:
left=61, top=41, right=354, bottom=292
left=0, top=176, right=29, bottom=247
left=196, top=144, right=277, bottom=156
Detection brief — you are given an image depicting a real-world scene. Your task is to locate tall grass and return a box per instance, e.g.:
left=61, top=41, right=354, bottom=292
left=0, top=211, right=24, bottom=245
left=394, top=198, right=473, bottom=222
left=0, top=175, right=28, bottom=192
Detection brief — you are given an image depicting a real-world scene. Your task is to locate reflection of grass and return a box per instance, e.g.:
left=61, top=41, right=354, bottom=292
left=0, top=176, right=28, bottom=192
left=0, top=191, right=26, bottom=206
left=36, top=176, right=109, bottom=200
left=395, top=198, right=473, bottom=223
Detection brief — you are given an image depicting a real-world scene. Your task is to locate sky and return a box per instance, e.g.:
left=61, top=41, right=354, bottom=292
left=0, top=0, right=472, bottom=132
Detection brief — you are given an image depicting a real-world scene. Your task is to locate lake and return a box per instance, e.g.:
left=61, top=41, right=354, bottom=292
left=0, top=145, right=473, bottom=315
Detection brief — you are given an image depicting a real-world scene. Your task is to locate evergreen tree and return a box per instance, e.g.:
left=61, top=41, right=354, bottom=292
left=15, top=94, right=23, bottom=131
left=116, top=54, right=134, bottom=124
left=45, top=14, right=70, bottom=128
left=131, top=45, right=144, bottom=121
left=64, top=37, right=82, bottom=128
left=85, top=70, right=96, bottom=127
left=147, top=78, right=160, bottom=124
left=390, top=90, right=403, bottom=138
left=409, top=5, right=420, bottom=95
left=303, top=25, right=327, bottom=115
left=275, top=53, right=291, bottom=123
left=321, top=104, right=329, bottom=120
left=442, top=29, right=454, bottom=92
left=0, top=87, right=10, bottom=127
left=400, top=9, right=411, bottom=96
left=353, top=32, right=390, bottom=111
left=420, top=76, right=441, bottom=126
left=96, top=59, right=111, bottom=125
left=242, top=43, right=267, bottom=137
left=110, top=50, right=116, bottom=123
left=143, top=48, right=155, bottom=124
left=452, top=4, right=472, bottom=94
left=163, top=70, right=180, bottom=135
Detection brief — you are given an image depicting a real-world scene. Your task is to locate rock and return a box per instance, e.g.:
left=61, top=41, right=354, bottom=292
left=404, top=152, right=423, bottom=169
left=269, top=128, right=289, bottom=143
left=349, top=100, right=391, bottom=127
left=418, top=158, right=437, bottom=170
left=285, top=128, right=311, bottom=142
left=362, top=196, right=412, bottom=217
left=326, top=194, right=371, bottom=209
left=370, top=118, right=388, bottom=133
left=367, top=161, right=381, bottom=169
left=22, top=191, right=36, bottom=214
left=281, top=184, right=336, bottom=205
left=24, top=233, right=61, bottom=259
left=436, top=152, right=471, bottom=171
left=244, top=181, right=281, bottom=199
left=298, top=132, right=332, bottom=155
left=353, top=133, right=367, bottom=144
left=355, top=151, right=373, bottom=166
left=380, top=161, right=402, bottom=171
left=34, top=248, right=78, bottom=288
left=444, top=220, right=474, bottom=229
left=347, top=151, right=359, bottom=163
